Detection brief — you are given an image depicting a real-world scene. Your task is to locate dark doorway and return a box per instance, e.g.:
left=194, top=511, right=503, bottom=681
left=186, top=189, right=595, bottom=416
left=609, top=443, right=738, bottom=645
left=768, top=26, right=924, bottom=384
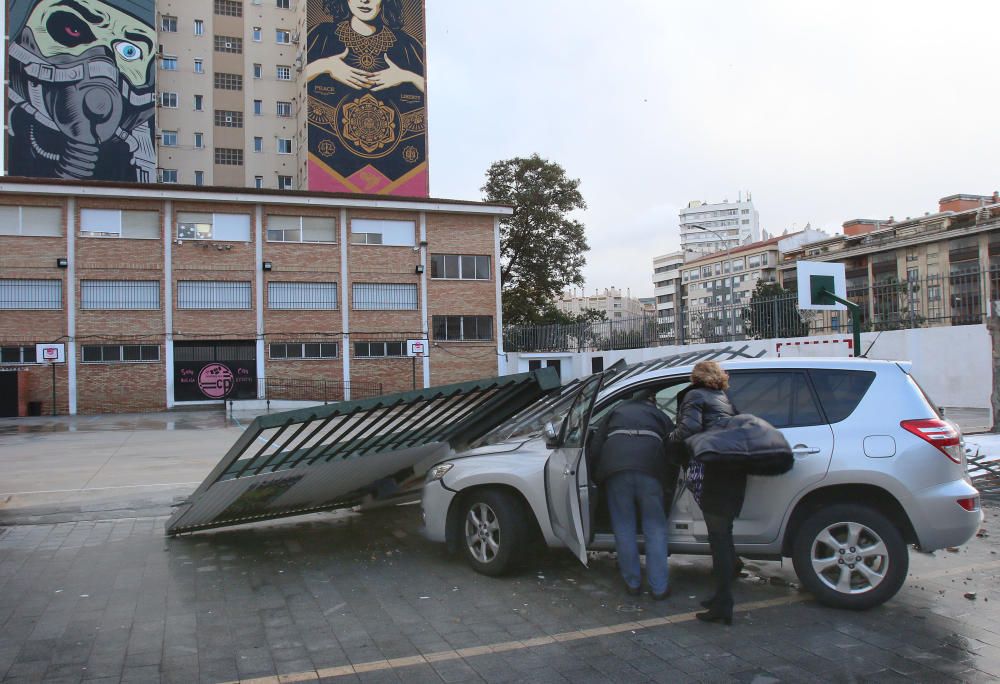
left=0, top=373, right=18, bottom=417
left=174, top=341, right=257, bottom=402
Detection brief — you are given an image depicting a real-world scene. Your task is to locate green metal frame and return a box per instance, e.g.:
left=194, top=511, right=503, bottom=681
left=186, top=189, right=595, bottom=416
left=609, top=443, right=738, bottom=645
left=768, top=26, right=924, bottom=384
left=166, top=368, right=561, bottom=535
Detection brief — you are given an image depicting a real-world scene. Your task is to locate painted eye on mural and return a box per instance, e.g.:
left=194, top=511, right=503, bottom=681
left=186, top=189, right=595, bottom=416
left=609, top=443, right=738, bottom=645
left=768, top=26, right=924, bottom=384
left=115, top=41, right=143, bottom=61
left=46, top=11, right=97, bottom=47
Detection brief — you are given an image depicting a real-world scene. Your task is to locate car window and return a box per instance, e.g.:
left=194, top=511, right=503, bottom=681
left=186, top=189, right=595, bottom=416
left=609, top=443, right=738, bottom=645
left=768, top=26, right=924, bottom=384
left=562, top=375, right=602, bottom=448
left=727, top=371, right=824, bottom=428
left=590, top=379, right=689, bottom=426
left=808, top=369, right=876, bottom=423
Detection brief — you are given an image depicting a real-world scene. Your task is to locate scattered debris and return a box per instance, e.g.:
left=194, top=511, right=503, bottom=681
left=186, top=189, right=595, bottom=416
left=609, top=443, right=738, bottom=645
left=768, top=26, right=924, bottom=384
left=946, top=547, right=960, bottom=553
left=977, top=528, right=988, bottom=538
left=965, top=592, right=977, bottom=600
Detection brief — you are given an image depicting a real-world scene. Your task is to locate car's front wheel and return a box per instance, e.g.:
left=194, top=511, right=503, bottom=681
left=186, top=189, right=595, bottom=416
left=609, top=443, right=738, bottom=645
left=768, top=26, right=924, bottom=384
left=458, top=489, right=533, bottom=577
left=791, top=503, right=908, bottom=610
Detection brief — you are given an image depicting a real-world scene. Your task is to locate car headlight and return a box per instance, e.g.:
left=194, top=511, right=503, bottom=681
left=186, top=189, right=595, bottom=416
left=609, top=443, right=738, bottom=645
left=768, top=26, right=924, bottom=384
left=426, top=463, right=454, bottom=483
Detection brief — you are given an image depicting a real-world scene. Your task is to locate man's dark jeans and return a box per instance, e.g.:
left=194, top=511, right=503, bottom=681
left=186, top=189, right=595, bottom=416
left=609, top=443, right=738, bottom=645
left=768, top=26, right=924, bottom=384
left=703, top=511, right=737, bottom=608
left=606, top=471, right=670, bottom=595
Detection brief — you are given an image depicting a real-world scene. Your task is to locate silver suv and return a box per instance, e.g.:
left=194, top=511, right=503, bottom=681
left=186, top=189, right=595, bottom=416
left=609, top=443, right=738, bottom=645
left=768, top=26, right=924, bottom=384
left=421, top=358, right=983, bottom=610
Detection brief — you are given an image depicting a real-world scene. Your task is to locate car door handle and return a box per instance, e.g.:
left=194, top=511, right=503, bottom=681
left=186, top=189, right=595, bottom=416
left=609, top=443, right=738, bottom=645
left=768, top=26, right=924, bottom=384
left=792, top=444, right=821, bottom=455
left=563, top=466, right=575, bottom=477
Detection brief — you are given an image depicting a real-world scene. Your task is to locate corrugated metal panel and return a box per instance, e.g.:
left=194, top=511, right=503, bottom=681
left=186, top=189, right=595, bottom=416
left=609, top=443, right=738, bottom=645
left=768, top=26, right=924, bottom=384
left=165, top=368, right=561, bottom=535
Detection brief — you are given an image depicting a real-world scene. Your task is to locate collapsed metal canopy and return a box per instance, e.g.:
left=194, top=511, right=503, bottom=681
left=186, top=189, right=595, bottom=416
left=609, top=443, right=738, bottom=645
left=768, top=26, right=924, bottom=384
left=165, top=368, right=561, bottom=535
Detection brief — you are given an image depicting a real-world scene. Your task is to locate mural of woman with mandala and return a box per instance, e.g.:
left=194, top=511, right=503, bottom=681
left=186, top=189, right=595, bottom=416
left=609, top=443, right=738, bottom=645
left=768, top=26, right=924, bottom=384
left=306, top=0, right=428, bottom=197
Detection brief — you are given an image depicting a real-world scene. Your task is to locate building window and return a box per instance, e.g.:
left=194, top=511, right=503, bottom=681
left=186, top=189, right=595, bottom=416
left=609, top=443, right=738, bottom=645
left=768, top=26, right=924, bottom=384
left=276, top=101, right=292, bottom=117
left=277, top=175, right=293, bottom=190
left=276, top=29, right=291, bottom=44
left=80, top=209, right=159, bottom=239
left=430, top=254, right=491, bottom=280
left=276, top=0, right=290, bottom=8
left=276, top=65, right=291, bottom=80
left=214, top=72, right=243, bottom=90
left=252, top=26, right=262, bottom=42
left=268, top=282, right=338, bottom=310
left=0, top=346, right=38, bottom=364
left=195, top=170, right=204, bottom=186
left=270, top=342, right=339, bottom=360
left=0, top=279, right=62, bottom=310
left=161, top=15, right=177, bottom=32
left=214, top=0, right=242, bottom=17
left=160, top=56, right=177, bottom=70
left=194, top=132, right=204, bottom=148
left=194, top=59, right=204, bottom=73
left=160, top=169, right=178, bottom=183
left=214, top=35, right=243, bottom=53
left=267, top=215, right=336, bottom=243
left=214, top=110, right=244, bottom=128
left=161, top=130, right=177, bottom=146
left=253, top=99, right=263, bottom=115
left=194, top=94, right=204, bottom=111
left=177, top=212, right=251, bottom=241
left=255, top=176, right=264, bottom=189
left=160, top=92, right=178, bottom=108
left=82, top=344, right=160, bottom=363
left=81, top=280, right=159, bottom=310
left=354, top=342, right=405, bottom=358
left=350, top=219, right=415, bottom=246
left=432, top=315, right=494, bottom=341
left=194, top=19, right=204, bottom=35
left=352, top=283, right=418, bottom=310
left=214, top=147, right=244, bottom=165
left=277, top=138, right=293, bottom=154
left=253, top=136, right=263, bottom=152
left=177, top=281, right=252, bottom=309
left=0, top=206, right=62, bottom=236
left=253, top=63, right=262, bottom=79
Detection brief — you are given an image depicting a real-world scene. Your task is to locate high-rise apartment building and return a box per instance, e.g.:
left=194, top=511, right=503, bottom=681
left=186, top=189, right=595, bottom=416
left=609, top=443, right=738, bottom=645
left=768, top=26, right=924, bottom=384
left=679, top=196, right=760, bottom=259
left=652, top=250, right=684, bottom=340
left=6, top=0, right=428, bottom=195
left=155, top=0, right=307, bottom=189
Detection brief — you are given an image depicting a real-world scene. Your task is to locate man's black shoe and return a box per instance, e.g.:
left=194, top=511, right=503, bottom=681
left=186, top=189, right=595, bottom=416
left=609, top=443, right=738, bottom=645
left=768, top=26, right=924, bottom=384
left=626, top=585, right=641, bottom=597
left=651, top=588, right=671, bottom=601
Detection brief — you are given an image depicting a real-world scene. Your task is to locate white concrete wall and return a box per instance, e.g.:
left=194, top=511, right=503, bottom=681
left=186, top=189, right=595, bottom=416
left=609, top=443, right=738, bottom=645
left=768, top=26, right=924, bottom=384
left=507, top=325, right=994, bottom=428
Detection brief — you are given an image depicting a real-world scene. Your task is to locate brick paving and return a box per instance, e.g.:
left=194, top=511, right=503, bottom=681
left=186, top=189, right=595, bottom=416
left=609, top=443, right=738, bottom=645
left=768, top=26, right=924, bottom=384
left=2, top=498, right=1000, bottom=683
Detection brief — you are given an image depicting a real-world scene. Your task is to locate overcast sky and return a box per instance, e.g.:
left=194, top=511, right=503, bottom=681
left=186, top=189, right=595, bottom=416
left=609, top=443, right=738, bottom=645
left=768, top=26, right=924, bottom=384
left=2, top=2, right=997, bottom=300
left=426, top=0, right=1000, bottom=299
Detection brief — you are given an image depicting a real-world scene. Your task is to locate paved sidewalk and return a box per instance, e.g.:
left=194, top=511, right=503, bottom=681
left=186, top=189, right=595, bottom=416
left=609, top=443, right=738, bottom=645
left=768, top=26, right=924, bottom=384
left=3, top=414, right=1000, bottom=683
left=2, top=501, right=1000, bottom=683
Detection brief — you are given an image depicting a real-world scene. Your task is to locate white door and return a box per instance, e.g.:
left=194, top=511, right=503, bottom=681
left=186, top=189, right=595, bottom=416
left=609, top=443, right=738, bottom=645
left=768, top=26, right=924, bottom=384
left=544, top=373, right=603, bottom=564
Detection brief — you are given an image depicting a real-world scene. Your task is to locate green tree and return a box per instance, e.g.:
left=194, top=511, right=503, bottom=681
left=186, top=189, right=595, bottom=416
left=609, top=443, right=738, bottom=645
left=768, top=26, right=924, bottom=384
left=742, top=281, right=809, bottom=339
left=482, top=155, right=589, bottom=325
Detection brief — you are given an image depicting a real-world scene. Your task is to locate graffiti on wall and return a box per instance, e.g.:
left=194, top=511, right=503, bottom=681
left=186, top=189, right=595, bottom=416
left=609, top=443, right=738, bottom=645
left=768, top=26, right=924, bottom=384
left=307, top=0, right=428, bottom=197
left=6, top=0, right=157, bottom=182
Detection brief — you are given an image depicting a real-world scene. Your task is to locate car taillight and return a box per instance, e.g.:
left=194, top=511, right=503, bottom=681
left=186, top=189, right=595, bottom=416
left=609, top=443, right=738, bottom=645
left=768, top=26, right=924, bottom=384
left=900, top=418, right=963, bottom=464
left=957, top=496, right=979, bottom=512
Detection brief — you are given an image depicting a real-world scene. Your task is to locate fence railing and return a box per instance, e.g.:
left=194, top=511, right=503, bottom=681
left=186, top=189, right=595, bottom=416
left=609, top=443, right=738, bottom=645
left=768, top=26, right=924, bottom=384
left=257, top=376, right=383, bottom=403
left=506, top=270, right=1000, bottom=352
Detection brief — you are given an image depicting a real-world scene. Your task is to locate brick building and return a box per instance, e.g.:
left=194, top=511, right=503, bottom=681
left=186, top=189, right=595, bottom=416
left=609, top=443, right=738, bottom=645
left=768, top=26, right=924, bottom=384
left=0, top=177, right=509, bottom=416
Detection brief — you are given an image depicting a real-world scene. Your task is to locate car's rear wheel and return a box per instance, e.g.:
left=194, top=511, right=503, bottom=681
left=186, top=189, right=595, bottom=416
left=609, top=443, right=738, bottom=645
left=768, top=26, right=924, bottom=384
left=459, top=489, right=532, bottom=577
left=791, top=503, right=908, bottom=610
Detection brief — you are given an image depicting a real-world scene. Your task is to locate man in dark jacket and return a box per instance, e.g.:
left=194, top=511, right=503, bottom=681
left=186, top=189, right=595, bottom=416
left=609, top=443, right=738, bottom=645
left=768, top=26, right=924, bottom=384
left=592, top=389, right=674, bottom=599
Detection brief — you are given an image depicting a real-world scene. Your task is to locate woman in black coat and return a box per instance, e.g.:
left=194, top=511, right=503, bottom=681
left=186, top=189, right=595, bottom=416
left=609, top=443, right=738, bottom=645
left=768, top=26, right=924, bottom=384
left=670, top=360, right=743, bottom=625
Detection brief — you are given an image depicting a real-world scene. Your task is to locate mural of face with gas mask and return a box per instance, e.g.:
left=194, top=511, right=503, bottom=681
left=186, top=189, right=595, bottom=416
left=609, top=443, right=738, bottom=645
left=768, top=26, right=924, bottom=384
left=7, top=0, right=157, bottom=182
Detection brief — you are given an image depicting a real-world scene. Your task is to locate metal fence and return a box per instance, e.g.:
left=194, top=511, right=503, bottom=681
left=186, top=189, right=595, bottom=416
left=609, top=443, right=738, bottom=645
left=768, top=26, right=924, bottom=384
left=257, top=376, right=383, bottom=403
left=506, top=270, right=1000, bottom=352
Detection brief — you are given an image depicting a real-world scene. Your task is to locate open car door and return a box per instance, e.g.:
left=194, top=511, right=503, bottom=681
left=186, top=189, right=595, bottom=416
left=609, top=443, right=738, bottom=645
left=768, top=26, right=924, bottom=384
left=544, top=372, right=604, bottom=565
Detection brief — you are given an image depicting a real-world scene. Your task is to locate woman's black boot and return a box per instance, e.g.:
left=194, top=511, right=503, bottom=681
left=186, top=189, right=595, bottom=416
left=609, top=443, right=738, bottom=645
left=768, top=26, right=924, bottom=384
left=695, top=603, right=733, bottom=625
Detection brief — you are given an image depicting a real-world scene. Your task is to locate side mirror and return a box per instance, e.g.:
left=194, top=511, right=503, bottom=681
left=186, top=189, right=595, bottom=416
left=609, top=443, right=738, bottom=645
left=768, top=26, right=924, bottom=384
left=544, top=421, right=560, bottom=449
